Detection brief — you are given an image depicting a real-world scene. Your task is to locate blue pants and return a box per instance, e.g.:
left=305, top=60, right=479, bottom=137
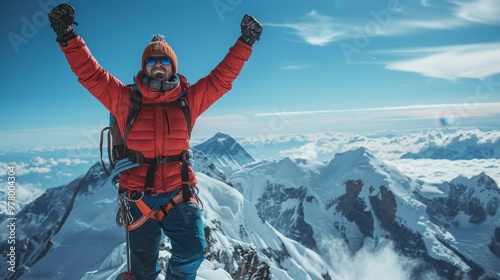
left=127, top=190, right=206, bottom=280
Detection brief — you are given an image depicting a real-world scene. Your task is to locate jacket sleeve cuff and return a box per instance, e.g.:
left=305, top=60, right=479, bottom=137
left=58, top=34, right=80, bottom=48
left=233, top=38, right=253, bottom=60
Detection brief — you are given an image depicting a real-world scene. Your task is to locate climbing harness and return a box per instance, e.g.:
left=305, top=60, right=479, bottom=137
left=122, top=186, right=201, bottom=231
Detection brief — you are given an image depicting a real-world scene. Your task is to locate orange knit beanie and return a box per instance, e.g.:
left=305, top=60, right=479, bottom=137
left=141, top=34, right=178, bottom=74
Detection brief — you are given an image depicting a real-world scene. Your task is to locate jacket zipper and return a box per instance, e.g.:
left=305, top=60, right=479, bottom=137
left=164, top=110, right=171, bottom=135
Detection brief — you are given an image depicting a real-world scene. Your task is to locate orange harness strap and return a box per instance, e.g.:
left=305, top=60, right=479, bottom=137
left=128, top=191, right=198, bottom=231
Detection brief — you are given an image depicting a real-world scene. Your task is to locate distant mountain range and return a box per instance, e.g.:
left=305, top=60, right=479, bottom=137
left=1, top=131, right=500, bottom=279
left=401, top=131, right=500, bottom=159
left=230, top=147, right=500, bottom=279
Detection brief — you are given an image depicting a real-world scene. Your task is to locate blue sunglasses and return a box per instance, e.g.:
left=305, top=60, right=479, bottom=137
left=145, top=56, right=171, bottom=66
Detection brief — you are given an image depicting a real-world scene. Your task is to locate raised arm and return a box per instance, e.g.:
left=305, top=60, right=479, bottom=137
left=189, top=14, right=263, bottom=117
left=48, top=4, right=126, bottom=116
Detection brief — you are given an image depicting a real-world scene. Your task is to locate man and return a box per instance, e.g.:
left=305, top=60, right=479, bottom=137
left=48, top=3, right=262, bottom=279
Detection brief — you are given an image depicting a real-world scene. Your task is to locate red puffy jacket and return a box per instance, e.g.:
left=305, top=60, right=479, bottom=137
left=59, top=36, right=252, bottom=193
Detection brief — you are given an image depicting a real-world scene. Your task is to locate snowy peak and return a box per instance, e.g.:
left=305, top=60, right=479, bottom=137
left=452, top=172, right=499, bottom=193
left=401, top=130, right=500, bottom=159
left=193, top=132, right=255, bottom=175
left=326, top=147, right=378, bottom=172
left=325, top=147, right=414, bottom=196
left=428, top=173, right=500, bottom=226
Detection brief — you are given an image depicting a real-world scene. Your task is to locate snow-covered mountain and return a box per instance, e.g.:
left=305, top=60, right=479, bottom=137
left=194, top=132, right=255, bottom=175
left=3, top=157, right=335, bottom=279
left=190, top=148, right=228, bottom=183
left=0, top=162, right=114, bottom=280
left=230, top=147, right=500, bottom=279
left=3, top=129, right=500, bottom=279
left=401, top=130, right=500, bottom=159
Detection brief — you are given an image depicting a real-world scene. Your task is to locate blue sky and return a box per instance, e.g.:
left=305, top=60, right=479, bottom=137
left=1, top=0, right=499, bottom=150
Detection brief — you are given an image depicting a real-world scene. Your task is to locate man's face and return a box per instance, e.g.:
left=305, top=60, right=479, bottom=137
left=144, top=55, right=173, bottom=81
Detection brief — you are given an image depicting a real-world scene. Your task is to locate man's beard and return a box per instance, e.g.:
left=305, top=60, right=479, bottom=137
left=152, top=68, right=166, bottom=80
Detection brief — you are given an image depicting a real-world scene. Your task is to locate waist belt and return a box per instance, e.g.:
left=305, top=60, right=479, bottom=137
left=127, top=189, right=198, bottom=231
left=141, top=151, right=191, bottom=201
left=142, top=154, right=183, bottom=189
left=143, top=154, right=183, bottom=165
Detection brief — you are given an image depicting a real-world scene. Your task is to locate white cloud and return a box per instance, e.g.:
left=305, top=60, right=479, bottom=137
left=267, top=2, right=499, bottom=48
left=33, top=156, right=88, bottom=167
left=33, top=156, right=47, bottom=165
left=53, top=158, right=89, bottom=166
left=420, top=0, right=430, bottom=7
left=453, top=0, right=500, bottom=24
left=323, top=238, right=437, bottom=280
left=29, top=166, right=52, bottom=174
left=1, top=156, right=90, bottom=177
left=386, top=17, right=466, bottom=33
left=254, top=110, right=335, bottom=117
left=281, top=61, right=310, bottom=71
left=280, top=143, right=318, bottom=160
left=385, top=43, right=500, bottom=80
left=4, top=162, right=51, bottom=176
left=394, top=158, right=500, bottom=184
left=265, top=10, right=346, bottom=46
left=254, top=102, right=500, bottom=119
left=267, top=8, right=462, bottom=46
left=372, top=0, right=500, bottom=35
left=14, top=182, right=45, bottom=205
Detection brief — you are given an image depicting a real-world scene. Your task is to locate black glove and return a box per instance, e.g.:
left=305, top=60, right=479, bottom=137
left=239, top=14, right=262, bottom=46
left=48, top=3, right=78, bottom=46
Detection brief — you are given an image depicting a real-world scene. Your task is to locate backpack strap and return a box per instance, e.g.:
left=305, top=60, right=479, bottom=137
left=180, top=150, right=192, bottom=202
left=123, top=86, right=143, bottom=150
left=178, top=90, right=192, bottom=139
left=142, top=154, right=183, bottom=190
